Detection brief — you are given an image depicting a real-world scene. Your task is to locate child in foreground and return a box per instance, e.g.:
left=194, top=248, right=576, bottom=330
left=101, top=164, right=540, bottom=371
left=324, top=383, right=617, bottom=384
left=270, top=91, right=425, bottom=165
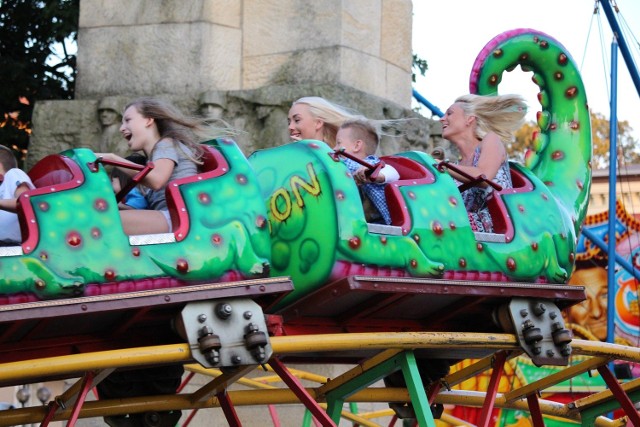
left=334, top=118, right=399, bottom=225
left=0, top=146, right=35, bottom=245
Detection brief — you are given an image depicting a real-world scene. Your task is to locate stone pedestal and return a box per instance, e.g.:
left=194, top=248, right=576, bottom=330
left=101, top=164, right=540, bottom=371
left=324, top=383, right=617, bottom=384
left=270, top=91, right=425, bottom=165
left=28, top=0, right=438, bottom=168
left=75, top=0, right=243, bottom=99
left=74, top=0, right=412, bottom=105
left=25, top=3, right=442, bottom=426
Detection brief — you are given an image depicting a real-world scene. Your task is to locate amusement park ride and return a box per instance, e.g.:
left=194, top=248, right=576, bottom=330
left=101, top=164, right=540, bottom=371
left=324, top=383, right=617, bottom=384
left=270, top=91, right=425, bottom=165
left=1, top=7, right=640, bottom=427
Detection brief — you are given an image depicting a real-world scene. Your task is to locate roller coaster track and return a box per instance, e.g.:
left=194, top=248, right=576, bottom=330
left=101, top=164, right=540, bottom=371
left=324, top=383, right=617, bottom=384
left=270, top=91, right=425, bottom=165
left=0, top=276, right=638, bottom=427
left=0, top=334, right=638, bottom=426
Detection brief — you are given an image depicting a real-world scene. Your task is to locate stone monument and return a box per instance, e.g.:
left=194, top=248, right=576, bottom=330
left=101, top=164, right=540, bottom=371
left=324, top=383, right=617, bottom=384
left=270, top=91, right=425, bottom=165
left=28, top=4, right=439, bottom=424
left=28, top=0, right=438, bottom=169
left=96, top=95, right=128, bottom=156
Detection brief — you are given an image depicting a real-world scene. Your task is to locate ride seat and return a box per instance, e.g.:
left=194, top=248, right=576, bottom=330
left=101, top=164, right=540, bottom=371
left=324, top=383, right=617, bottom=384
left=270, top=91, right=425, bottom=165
left=479, top=166, right=531, bottom=242
left=381, top=156, right=434, bottom=229
left=28, top=155, right=80, bottom=188
left=15, top=154, right=84, bottom=254
left=163, top=144, right=229, bottom=242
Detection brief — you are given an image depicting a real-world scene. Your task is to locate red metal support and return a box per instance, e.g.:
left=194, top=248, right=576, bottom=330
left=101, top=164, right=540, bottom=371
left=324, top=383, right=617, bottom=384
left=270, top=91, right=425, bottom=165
left=218, top=390, right=242, bottom=427
left=67, top=371, right=95, bottom=427
left=268, top=404, right=282, bottom=427
left=597, top=365, right=640, bottom=426
left=177, top=371, right=196, bottom=392
left=526, top=393, right=545, bottom=427
left=477, top=351, right=507, bottom=427
left=181, top=408, right=199, bottom=427
left=40, top=400, right=61, bottom=427
left=427, top=381, right=443, bottom=405
left=269, top=356, right=336, bottom=426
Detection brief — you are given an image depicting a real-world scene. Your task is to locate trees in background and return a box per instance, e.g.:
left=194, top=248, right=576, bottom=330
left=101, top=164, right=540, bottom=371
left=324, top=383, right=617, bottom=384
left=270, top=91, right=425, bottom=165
left=511, top=112, right=639, bottom=169
left=590, top=112, right=640, bottom=169
left=1, top=1, right=637, bottom=170
left=0, top=0, right=79, bottom=166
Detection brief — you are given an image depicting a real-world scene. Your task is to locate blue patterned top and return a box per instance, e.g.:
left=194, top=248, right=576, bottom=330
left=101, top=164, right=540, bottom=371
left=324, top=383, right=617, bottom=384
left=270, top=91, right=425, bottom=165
left=343, top=156, right=392, bottom=225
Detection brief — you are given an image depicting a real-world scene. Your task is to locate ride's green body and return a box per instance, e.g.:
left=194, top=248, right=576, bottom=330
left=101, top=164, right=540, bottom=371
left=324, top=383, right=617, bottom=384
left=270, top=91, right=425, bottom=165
left=0, top=30, right=591, bottom=308
left=250, top=29, right=592, bottom=308
left=0, top=139, right=270, bottom=300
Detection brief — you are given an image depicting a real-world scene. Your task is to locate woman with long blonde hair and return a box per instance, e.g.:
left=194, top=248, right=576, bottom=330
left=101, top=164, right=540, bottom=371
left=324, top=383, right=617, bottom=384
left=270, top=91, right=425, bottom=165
left=440, top=93, right=527, bottom=232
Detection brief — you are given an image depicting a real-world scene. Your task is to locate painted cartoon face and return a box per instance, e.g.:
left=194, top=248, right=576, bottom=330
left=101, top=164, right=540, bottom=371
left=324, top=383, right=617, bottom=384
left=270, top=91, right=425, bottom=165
left=567, top=267, right=609, bottom=340
left=440, top=103, right=468, bottom=140
left=120, top=105, right=153, bottom=153
left=287, top=103, right=323, bottom=142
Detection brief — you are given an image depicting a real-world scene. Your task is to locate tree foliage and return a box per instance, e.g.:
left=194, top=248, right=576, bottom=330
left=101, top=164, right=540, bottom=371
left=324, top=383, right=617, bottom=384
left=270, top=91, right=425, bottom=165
left=590, top=111, right=640, bottom=169
left=510, top=111, right=639, bottom=168
left=0, top=0, right=79, bottom=164
left=412, top=54, right=428, bottom=83
left=510, top=121, right=538, bottom=163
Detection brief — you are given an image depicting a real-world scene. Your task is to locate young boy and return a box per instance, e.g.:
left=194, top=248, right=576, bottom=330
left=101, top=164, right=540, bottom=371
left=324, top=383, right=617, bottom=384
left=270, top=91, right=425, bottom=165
left=334, top=119, right=399, bottom=225
left=0, top=146, right=35, bottom=245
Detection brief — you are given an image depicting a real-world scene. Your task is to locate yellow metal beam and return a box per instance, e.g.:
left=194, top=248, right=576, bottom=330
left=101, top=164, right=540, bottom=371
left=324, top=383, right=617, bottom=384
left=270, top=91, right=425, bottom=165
left=1, top=386, right=627, bottom=427
left=439, top=411, right=476, bottom=426
left=316, top=349, right=402, bottom=398
left=184, top=365, right=278, bottom=390
left=352, top=408, right=396, bottom=420
left=52, top=368, right=114, bottom=417
left=434, top=390, right=623, bottom=427
left=0, top=388, right=410, bottom=427
left=571, top=339, right=640, bottom=362
left=189, top=365, right=256, bottom=403
left=571, top=375, right=640, bottom=411
left=263, top=365, right=332, bottom=384
left=503, top=356, right=611, bottom=403
left=0, top=332, right=637, bottom=427
left=270, top=332, right=519, bottom=353
left=0, top=332, right=519, bottom=387
left=0, top=344, right=191, bottom=384
left=445, top=350, right=521, bottom=387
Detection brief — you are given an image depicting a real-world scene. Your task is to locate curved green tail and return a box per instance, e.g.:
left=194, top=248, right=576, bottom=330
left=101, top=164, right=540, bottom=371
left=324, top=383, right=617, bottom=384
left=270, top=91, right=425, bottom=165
left=470, top=28, right=592, bottom=234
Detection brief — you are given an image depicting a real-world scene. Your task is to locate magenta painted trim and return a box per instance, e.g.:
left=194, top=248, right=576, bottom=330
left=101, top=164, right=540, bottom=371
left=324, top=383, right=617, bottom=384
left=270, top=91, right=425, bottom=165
left=166, top=145, right=230, bottom=242
left=20, top=155, right=85, bottom=254
left=469, top=28, right=560, bottom=93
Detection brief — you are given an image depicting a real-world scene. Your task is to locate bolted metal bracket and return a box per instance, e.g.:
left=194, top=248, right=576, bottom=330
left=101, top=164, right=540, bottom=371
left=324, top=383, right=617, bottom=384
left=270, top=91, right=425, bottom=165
left=175, top=298, right=272, bottom=368
left=497, top=297, right=572, bottom=367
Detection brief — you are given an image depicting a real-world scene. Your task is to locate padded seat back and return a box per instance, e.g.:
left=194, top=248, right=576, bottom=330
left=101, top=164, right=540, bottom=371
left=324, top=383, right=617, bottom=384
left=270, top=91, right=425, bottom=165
left=165, top=144, right=229, bottom=241
left=380, top=156, right=434, bottom=227
left=29, top=155, right=78, bottom=188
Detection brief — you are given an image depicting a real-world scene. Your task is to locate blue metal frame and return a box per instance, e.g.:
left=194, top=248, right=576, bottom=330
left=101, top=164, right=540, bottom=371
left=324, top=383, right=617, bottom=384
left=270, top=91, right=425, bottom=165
left=598, top=0, right=640, bottom=98
left=412, top=88, right=444, bottom=118
left=597, top=0, right=640, bottom=346
left=606, top=38, right=618, bottom=346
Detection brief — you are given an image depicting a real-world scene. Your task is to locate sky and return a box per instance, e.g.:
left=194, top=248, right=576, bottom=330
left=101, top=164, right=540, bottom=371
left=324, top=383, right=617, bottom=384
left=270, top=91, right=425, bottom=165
left=411, top=0, right=640, bottom=140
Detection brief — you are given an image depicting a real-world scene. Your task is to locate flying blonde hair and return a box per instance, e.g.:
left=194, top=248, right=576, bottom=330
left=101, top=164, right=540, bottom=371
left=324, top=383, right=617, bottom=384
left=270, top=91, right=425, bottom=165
left=292, top=97, right=367, bottom=147
left=454, top=94, right=527, bottom=142
left=291, top=96, right=416, bottom=150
